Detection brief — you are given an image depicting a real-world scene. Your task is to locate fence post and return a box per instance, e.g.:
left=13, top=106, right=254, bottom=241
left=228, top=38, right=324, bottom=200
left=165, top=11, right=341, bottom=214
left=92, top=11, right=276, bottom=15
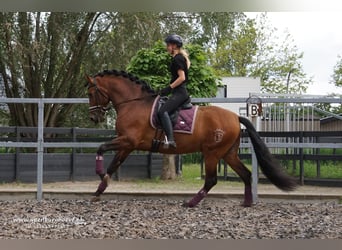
left=15, top=126, right=20, bottom=181
left=71, top=127, right=76, bottom=181
left=37, top=99, right=44, bottom=201
left=251, top=116, right=259, bottom=204
left=175, top=154, right=182, bottom=176
left=251, top=145, right=258, bottom=204
left=223, top=160, right=228, bottom=180
left=246, top=95, right=262, bottom=204
left=251, top=115, right=260, bottom=204
left=299, top=131, right=304, bottom=185
left=147, top=152, right=152, bottom=179
left=200, top=154, right=204, bottom=179
left=316, top=135, right=321, bottom=178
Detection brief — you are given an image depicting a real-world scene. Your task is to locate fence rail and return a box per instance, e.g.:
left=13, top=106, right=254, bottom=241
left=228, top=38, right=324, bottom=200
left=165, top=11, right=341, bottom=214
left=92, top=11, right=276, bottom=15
left=0, top=126, right=165, bottom=183
left=2, top=126, right=341, bottom=186
left=0, top=96, right=341, bottom=202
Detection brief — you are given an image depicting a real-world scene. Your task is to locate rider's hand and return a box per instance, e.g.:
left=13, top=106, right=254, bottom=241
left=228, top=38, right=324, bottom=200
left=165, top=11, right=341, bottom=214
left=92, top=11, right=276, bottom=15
left=159, top=86, right=172, bottom=96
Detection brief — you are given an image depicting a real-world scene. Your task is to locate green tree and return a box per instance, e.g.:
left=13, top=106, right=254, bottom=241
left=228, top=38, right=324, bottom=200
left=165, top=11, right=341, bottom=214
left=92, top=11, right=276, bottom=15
left=332, top=55, right=342, bottom=88
left=249, top=13, right=312, bottom=94
left=88, top=12, right=164, bottom=71
left=203, top=12, right=311, bottom=94
left=331, top=56, right=342, bottom=113
left=159, top=12, right=196, bottom=41
left=314, top=96, right=342, bottom=115
left=0, top=12, right=316, bottom=128
left=127, top=41, right=220, bottom=97
left=0, top=12, right=106, bottom=127
left=211, top=18, right=258, bottom=76
left=191, top=12, right=246, bottom=52
left=315, top=56, right=342, bottom=115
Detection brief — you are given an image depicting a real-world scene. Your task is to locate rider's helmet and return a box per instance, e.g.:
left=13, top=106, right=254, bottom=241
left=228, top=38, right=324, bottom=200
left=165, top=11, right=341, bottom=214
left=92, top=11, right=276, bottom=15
left=164, top=34, right=183, bottom=48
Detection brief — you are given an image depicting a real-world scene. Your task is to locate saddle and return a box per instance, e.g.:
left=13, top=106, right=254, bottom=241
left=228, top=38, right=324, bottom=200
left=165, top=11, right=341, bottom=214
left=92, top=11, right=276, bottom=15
left=156, top=96, right=193, bottom=126
left=150, top=96, right=198, bottom=151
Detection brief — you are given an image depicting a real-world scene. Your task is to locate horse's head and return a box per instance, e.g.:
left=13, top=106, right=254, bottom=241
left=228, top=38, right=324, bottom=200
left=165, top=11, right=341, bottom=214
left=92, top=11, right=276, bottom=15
left=86, top=75, right=111, bottom=124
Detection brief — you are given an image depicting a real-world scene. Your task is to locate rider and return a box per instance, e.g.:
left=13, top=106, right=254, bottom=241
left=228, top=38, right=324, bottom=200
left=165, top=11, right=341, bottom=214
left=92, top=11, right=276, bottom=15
left=158, top=34, right=191, bottom=149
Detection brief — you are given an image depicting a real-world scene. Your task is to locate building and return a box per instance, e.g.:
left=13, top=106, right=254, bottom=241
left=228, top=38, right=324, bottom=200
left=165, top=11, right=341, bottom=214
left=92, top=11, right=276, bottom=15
left=320, top=114, right=342, bottom=131
left=214, top=77, right=261, bottom=116
left=213, top=77, right=342, bottom=132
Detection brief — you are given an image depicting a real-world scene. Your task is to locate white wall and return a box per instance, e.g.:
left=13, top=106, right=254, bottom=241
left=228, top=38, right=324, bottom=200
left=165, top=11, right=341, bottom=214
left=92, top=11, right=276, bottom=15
left=214, top=77, right=261, bottom=115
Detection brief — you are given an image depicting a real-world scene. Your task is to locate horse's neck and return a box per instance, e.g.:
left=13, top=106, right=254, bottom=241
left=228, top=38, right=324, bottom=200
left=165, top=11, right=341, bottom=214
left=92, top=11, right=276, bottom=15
left=107, top=80, right=140, bottom=104
left=107, top=80, right=155, bottom=112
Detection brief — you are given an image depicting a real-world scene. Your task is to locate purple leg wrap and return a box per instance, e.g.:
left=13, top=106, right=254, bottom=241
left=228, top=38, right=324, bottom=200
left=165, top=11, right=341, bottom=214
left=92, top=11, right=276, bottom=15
left=187, top=188, right=207, bottom=208
left=95, top=154, right=104, bottom=175
left=97, top=180, right=108, bottom=194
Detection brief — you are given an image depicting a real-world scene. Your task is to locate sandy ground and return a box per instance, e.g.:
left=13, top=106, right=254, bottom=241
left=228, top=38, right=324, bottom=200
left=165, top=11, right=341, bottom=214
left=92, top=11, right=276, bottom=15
left=0, top=180, right=341, bottom=199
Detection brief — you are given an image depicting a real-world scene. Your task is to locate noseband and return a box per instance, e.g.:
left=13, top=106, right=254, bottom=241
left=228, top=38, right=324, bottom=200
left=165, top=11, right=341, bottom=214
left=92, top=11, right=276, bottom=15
left=88, top=78, right=111, bottom=114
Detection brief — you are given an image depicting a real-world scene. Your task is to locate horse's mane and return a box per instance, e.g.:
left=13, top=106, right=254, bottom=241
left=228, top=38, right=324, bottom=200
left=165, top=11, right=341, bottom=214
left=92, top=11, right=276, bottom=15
left=94, top=69, right=156, bottom=94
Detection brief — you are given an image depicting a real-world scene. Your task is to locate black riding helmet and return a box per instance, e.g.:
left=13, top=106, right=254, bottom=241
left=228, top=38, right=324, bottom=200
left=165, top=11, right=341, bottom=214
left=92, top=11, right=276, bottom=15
left=164, top=34, right=183, bottom=48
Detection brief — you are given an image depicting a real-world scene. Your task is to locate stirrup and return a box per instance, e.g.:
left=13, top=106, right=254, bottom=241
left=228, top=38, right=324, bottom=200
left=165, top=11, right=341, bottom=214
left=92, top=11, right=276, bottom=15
left=163, top=136, right=177, bottom=149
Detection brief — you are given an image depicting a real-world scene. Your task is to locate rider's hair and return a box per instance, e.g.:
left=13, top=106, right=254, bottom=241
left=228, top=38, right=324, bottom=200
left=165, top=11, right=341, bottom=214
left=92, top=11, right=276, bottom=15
left=179, top=48, right=191, bottom=69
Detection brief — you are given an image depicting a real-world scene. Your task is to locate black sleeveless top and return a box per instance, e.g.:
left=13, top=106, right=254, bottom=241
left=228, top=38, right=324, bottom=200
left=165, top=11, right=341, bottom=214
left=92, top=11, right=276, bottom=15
left=170, top=53, right=188, bottom=93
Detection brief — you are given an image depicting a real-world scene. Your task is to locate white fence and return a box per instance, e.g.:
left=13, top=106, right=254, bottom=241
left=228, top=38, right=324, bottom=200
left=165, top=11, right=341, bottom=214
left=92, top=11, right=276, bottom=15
left=0, top=96, right=341, bottom=203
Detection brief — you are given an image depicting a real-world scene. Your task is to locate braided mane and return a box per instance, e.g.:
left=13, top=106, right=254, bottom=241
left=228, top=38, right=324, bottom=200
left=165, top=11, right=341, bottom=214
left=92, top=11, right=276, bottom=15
left=95, top=69, right=156, bottom=94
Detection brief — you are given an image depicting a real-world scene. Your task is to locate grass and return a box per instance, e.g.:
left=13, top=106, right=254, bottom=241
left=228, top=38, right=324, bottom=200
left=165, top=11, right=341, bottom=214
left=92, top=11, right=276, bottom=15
left=130, top=163, right=244, bottom=191
left=183, top=160, right=342, bottom=180
left=287, top=161, right=342, bottom=179
left=117, top=160, right=342, bottom=192
left=0, top=160, right=340, bottom=193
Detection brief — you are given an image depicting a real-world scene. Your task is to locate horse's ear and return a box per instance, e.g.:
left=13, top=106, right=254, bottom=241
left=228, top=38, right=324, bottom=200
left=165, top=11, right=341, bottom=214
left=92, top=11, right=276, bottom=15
left=85, top=75, right=93, bottom=85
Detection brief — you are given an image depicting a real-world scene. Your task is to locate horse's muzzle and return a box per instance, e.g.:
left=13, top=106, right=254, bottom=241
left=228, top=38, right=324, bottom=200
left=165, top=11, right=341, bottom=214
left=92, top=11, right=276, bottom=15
left=89, top=111, right=105, bottom=124
left=89, top=114, right=99, bottom=124
left=89, top=105, right=109, bottom=124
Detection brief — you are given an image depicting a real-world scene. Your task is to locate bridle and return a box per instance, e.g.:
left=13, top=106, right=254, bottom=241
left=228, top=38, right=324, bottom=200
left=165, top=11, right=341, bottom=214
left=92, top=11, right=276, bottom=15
left=88, top=78, right=111, bottom=114
left=88, top=77, right=157, bottom=113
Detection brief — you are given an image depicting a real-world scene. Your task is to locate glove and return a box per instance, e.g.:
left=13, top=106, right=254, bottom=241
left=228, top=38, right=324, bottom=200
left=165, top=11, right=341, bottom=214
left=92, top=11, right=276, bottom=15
left=159, top=86, right=172, bottom=96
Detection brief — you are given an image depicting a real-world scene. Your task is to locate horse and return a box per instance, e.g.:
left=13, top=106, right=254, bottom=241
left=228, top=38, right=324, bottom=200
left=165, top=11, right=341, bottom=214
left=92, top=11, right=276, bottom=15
left=86, top=69, right=297, bottom=207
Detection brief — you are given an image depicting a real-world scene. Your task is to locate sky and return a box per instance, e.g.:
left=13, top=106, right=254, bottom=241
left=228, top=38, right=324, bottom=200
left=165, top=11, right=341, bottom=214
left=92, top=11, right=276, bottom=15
left=245, top=12, right=342, bottom=95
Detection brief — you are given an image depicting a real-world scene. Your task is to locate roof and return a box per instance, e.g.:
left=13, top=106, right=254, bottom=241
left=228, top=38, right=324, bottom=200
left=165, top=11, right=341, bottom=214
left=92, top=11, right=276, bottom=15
left=320, top=113, right=342, bottom=124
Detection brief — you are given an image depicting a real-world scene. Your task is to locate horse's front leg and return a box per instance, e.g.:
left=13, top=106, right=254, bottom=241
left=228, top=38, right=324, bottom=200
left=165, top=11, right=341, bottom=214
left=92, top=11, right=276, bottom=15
left=95, top=136, right=134, bottom=178
left=92, top=136, right=133, bottom=200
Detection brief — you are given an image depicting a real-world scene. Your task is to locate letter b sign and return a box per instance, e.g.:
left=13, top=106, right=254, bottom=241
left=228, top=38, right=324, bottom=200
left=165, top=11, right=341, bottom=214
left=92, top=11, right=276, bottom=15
left=249, top=104, right=259, bottom=117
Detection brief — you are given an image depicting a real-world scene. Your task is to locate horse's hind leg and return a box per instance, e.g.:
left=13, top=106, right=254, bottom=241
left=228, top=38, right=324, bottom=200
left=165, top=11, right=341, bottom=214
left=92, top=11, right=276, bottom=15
left=223, top=140, right=252, bottom=207
left=184, top=154, right=218, bottom=208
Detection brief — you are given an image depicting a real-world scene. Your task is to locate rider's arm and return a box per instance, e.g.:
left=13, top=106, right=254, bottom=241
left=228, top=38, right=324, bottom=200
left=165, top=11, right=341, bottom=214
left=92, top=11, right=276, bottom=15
left=170, top=69, right=186, bottom=89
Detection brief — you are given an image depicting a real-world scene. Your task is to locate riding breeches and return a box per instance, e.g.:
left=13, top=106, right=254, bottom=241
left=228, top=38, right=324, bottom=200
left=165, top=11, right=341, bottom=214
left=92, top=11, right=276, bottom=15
left=158, top=89, right=189, bottom=116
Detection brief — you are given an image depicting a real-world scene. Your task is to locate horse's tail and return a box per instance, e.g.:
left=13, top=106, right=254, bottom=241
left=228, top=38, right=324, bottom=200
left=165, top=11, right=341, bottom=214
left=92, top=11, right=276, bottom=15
left=238, top=116, right=298, bottom=191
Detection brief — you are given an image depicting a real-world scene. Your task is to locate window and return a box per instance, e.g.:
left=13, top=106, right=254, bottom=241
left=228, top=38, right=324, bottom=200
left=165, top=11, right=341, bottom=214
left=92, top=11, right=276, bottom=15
left=216, top=85, right=227, bottom=98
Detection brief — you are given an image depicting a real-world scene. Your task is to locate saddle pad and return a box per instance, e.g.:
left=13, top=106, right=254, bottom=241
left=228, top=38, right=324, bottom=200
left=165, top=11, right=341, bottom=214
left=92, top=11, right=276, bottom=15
left=150, top=96, right=198, bottom=134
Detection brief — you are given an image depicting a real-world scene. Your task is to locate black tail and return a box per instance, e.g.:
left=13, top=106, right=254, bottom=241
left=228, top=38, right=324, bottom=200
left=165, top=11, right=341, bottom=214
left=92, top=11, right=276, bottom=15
left=239, top=116, right=298, bottom=191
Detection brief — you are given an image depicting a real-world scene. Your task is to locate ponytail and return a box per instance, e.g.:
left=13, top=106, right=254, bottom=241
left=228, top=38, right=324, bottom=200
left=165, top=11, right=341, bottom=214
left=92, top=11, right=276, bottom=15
left=179, top=49, right=191, bottom=69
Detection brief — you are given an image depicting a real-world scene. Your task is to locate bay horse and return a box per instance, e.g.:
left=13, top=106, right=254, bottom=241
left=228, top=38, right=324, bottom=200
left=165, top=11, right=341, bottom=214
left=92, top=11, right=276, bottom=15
left=86, top=69, right=297, bottom=207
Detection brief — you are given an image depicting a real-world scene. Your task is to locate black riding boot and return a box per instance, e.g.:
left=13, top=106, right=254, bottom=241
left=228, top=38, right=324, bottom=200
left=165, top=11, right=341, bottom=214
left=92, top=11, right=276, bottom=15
left=160, top=111, right=177, bottom=148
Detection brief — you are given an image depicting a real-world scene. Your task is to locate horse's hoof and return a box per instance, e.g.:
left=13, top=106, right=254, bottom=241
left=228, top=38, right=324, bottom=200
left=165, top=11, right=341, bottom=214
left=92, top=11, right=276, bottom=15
left=241, top=202, right=252, bottom=207
left=182, top=201, right=190, bottom=207
left=182, top=200, right=196, bottom=208
left=91, top=196, right=101, bottom=202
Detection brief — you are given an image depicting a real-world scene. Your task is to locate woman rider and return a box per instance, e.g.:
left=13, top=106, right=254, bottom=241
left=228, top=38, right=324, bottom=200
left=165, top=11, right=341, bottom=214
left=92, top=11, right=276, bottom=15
left=158, top=34, right=191, bottom=148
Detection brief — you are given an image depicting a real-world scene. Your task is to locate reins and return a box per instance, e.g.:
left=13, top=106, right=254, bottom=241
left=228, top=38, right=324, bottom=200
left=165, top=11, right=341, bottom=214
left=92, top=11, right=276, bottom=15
left=88, top=77, right=157, bottom=112
left=114, top=96, right=155, bottom=109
